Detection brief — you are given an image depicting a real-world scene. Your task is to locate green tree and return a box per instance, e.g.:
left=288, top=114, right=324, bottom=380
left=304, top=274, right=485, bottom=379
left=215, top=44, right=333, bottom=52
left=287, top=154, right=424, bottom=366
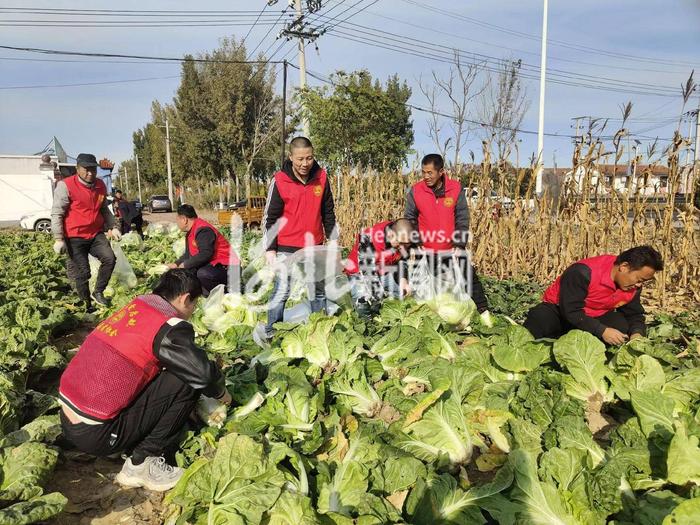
left=300, top=70, right=414, bottom=170
left=130, top=37, right=287, bottom=199
left=132, top=101, right=170, bottom=186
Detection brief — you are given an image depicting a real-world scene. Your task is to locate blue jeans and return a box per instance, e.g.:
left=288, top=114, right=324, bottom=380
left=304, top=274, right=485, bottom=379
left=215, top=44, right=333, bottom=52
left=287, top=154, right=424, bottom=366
left=265, top=271, right=326, bottom=335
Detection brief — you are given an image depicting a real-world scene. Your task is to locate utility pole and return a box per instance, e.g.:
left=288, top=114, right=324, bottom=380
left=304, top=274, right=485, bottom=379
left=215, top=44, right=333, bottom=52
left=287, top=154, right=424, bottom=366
left=281, top=0, right=324, bottom=138
left=535, top=0, right=549, bottom=195
left=295, top=0, right=309, bottom=137
left=281, top=60, right=288, bottom=167
left=165, top=117, right=174, bottom=207
left=124, top=166, right=130, bottom=195
left=135, top=154, right=143, bottom=203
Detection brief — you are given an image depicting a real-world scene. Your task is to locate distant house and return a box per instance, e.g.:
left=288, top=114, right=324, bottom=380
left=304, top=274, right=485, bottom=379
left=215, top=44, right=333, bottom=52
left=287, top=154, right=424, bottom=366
left=561, top=164, right=695, bottom=196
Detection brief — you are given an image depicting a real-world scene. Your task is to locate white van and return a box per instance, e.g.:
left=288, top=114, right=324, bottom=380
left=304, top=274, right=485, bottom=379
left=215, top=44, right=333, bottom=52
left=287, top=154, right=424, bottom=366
left=0, top=155, right=56, bottom=227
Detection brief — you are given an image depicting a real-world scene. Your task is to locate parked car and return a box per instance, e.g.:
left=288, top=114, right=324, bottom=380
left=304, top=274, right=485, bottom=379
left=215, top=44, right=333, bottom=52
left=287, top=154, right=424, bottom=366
left=147, top=195, right=172, bottom=213
left=19, top=210, right=52, bottom=233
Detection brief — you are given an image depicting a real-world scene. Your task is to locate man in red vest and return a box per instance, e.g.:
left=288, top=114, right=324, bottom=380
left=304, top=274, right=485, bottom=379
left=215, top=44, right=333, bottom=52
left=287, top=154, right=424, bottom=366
left=59, top=270, right=230, bottom=491
left=167, top=204, right=241, bottom=295
left=262, top=136, right=337, bottom=337
left=344, top=218, right=416, bottom=316
left=524, top=246, right=663, bottom=345
left=405, top=154, right=488, bottom=312
left=51, top=153, right=122, bottom=310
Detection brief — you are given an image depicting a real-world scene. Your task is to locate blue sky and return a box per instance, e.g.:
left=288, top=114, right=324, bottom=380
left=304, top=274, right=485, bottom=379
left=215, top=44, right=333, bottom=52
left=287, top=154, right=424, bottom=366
left=1, top=0, right=699, bottom=171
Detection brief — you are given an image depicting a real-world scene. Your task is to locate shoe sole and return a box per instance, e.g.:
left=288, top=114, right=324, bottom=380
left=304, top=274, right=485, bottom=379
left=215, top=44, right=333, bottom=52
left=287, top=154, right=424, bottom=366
left=114, top=472, right=180, bottom=492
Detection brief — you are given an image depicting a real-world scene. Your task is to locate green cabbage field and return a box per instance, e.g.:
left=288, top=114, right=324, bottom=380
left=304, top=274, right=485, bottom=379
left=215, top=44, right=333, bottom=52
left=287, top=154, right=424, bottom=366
left=1, top=229, right=699, bottom=524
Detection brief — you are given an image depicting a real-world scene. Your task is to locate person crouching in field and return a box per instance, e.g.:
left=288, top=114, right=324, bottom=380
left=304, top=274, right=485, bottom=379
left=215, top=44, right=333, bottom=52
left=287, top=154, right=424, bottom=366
left=344, top=218, right=416, bottom=316
left=58, top=270, right=231, bottom=491
left=168, top=204, right=241, bottom=295
left=524, top=246, right=663, bottom=345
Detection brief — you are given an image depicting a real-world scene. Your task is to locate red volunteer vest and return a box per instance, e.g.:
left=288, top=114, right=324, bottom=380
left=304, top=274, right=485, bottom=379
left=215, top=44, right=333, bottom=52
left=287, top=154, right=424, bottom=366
left=274, top=169, right=328, bottom=248
left=59, top=296, right=173, bottom=421
left=345, top=220, right=402, bottom=276
left=542, top=254, right=638, bottom=317
left=412, top=177, right=462, bottom=251
left=187, top=218, right=239, bottom=266
left=63, top=175, right=107, bottom=239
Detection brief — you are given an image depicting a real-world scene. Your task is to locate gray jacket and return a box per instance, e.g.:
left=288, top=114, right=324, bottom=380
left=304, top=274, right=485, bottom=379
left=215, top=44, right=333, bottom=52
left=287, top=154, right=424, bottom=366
left=51, top=177, right=116, bottom=241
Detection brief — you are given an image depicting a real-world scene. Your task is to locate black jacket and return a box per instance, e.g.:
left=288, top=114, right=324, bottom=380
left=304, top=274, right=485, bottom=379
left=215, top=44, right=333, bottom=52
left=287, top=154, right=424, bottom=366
left=153, top=318, right=226, bottom=399
left=176, top=227, right=217, bottom=270
left=263, top=160, right=337, bottom=252
left=559, top=263, right=646, bottom=336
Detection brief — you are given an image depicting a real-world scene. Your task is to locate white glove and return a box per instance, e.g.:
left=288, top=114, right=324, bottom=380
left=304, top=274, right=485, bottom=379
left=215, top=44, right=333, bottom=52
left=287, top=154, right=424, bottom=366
left=52, top=240, right=65, bottom=254
left=109, top=228, right=122, bottom=241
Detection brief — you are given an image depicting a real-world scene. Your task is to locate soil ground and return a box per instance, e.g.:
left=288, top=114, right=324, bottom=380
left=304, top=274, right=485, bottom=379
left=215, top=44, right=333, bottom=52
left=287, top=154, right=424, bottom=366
left=45, top=454, right=168, bottom=525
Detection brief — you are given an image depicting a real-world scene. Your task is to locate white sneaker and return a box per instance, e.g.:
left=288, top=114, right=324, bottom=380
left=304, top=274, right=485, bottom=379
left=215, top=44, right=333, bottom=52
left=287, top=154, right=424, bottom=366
left=115, top=456, right=183, bottom=491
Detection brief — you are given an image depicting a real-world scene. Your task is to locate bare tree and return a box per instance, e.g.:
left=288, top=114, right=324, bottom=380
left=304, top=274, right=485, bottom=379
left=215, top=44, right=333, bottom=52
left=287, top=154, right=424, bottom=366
left=418, top=52, right=486, bottom=172
left=479, top=59, right=530, bottom=167
left=241, top=90, right=282, bottom=200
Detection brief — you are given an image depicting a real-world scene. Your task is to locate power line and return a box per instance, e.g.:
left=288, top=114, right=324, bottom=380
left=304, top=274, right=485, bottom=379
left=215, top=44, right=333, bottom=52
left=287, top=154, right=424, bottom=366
left=241, top=2, right=270, bottom=47
left=362, top=8, right=693, bottom=77
left=315, top=15, right=683, bottom=96
left=295, top=65, right=676, bottom=141
left=248, top=6, right=291, bottom=59
left=0, top=75, right=180, bottom=90
left=397, top=0, right=700, bottom=69
left=0, top=44, right=286, bottom=64
left=321, top=29, right=680, bottom=98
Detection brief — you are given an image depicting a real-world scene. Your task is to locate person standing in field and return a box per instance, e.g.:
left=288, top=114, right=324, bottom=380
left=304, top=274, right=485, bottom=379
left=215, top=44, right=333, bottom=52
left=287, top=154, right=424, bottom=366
left=167, top=204, right=241, bottom=295
left=51, top=153, right=121, bottom=311
left=113, top=189, right=144, bottom=237
left=262, top=136, right=337, bottom=338
left=524, top=246, right=663, bottom=344
left=404, top=153, right=489, bottom=312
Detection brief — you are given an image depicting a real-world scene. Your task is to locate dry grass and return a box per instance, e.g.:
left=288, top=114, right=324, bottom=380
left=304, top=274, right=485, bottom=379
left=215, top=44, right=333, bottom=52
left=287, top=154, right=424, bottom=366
left=331, top=157, right=699, bottom=308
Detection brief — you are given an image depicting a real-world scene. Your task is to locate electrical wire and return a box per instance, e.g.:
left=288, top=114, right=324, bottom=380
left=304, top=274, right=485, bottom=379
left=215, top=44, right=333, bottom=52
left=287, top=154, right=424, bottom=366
left=293, top=64, right=676, bottom=141
left=397, top=0, right=700, bottom=69
left=315, top=16, right=682, bottom=96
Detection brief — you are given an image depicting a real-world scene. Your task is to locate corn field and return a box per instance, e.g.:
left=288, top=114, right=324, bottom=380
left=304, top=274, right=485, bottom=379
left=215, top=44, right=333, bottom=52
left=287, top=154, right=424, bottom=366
left=331, top=161, right=699, bottom=309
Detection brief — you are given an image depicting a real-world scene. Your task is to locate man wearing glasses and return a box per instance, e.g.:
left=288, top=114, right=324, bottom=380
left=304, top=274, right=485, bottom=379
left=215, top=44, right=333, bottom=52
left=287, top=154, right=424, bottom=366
left=524, top=246, right=663, bottom=345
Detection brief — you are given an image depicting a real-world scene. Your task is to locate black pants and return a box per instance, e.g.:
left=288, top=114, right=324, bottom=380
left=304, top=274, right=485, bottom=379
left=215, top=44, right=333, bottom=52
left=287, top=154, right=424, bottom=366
left=195, top=264, right=241, bottom=296
left=421, top=252, right=488, bottom=312
left=65, top=233, right=116, bottom=301
left=121, top=216, right=144, bottom=237
left=524, top=302, right=630, bottom=340
left=60, top=371, right=199, bottom=464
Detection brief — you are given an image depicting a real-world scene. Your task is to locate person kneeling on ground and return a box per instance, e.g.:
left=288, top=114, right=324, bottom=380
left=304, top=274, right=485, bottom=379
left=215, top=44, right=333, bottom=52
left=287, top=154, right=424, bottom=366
left=344, top=218, right=416, bottom=316
left=58, top=270, right=232, bottom=491
left=168, top=204, right=241, bottom=295
left=524, top=245, right=663, bottom=345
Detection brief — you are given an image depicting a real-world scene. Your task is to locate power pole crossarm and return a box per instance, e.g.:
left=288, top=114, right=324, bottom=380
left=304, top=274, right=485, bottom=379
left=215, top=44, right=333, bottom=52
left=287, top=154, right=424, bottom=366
left=282, top=0, right=324, bottom=138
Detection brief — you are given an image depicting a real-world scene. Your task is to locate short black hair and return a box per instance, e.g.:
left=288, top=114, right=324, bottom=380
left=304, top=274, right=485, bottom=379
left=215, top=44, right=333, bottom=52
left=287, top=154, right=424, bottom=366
left=153, top=269, right=203, bottom=302
left=289, top=136, right=313, bottom=152
left=615, top=245, right=664, bottom=271
left=421, top=154, right=444, bottom=171
left=177, top=204, right=197, bottom=219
